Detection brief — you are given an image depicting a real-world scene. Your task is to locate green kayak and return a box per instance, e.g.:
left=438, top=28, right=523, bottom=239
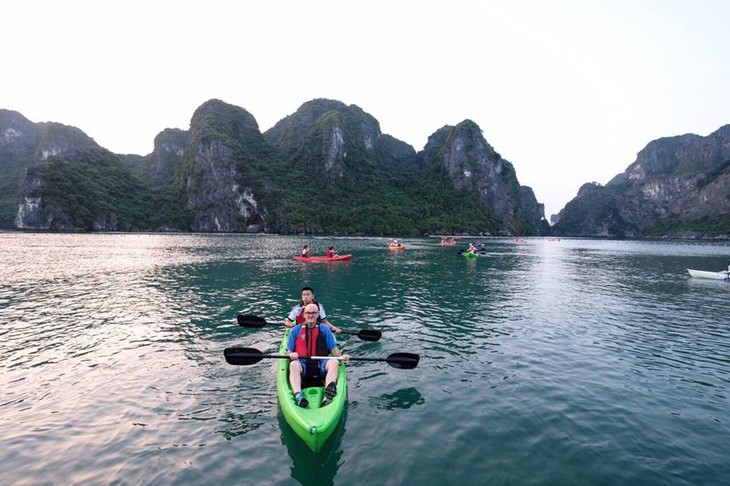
left=276, top=329, right=347, bottom=452
left=463, top=251, right=478, bottom=259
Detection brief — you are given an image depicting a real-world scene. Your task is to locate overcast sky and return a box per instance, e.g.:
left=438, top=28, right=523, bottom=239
left=3, top=0, right=729, bottom=218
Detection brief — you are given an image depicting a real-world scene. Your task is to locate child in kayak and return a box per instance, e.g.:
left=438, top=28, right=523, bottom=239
left=286, top=303, right=350, bottom=407
left=326, top=246, right=337, bottom=258
left=301, top=245, right=310, bottom=258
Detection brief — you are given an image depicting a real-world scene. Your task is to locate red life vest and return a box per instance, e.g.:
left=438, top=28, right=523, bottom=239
left=294, top=324, right=329, bottom=358
left=294, top=301, right=321, bottom=324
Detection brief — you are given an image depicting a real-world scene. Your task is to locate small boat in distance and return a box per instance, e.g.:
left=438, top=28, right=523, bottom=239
left=439, top=237, right=458, bottom=246
left=293, top=254, right=353, bottom=262
left=687, top=268, right=729, bottom=280
left=388, top=240, right=405, bottom=250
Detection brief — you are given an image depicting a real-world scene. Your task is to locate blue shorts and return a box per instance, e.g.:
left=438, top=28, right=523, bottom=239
left=299, top=358, right=327, bottom=378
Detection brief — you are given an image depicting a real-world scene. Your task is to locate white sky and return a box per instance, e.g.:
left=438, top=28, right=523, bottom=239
left=2, top=0, right=729, bottom=218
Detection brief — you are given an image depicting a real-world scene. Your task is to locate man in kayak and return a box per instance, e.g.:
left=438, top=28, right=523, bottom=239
left=286, top=303, right=350, bottom=408
left=301, top=245, right=310, bottom=258
left=284, top=286, right=342, bottom=334
left=465, top=243, right=477, bottom=255
left=326, top=246, right=337, bottom=258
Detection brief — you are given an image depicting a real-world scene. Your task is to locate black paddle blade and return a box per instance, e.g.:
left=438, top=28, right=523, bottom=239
left=386, top=352, right=420, bottom=369
left=237, top=314, right=268, bottom=328
left=356, top=329, right=382, bottom=342
left=224, top=347, right=265, bottom=365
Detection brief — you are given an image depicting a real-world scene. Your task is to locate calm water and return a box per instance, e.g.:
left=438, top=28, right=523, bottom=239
left=1, top=233, right=729, bottom=485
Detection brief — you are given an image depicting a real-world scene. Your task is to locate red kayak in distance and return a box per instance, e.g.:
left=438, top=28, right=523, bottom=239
left=293, top=254, right=353, bottom=262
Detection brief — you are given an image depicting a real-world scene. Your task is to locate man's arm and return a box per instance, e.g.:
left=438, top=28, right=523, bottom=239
left=284, top=306, right=300, bottom=328
left=330, top=347, right=349, bottom=361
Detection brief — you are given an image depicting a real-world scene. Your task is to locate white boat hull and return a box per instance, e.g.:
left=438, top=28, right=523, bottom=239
left=687, top=269, right=729, bottom=280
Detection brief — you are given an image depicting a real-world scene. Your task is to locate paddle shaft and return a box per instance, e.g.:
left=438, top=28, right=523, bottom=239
left=316, top=353, right=420, bottom=368
left=229, top=354, right=408, bottom=363
left=312, top=355, right=389, bottom=362
left=224, top=347, right=419, bottom=369
left=230, top=354, right=361, bottom=362
left=247, top=354, right=342, bottom=360
left=237, top=314, right=381, bottom=341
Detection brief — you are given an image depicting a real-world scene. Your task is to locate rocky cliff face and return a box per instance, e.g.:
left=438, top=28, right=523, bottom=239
left=183, top=100, right=271, bottom=232
left=3, top=98, right=547, bottom=235
left=1, top=110, right=40, bottom=154
left=185, top=138, right=264, bottom=232
left=420, top=120, right=546, bottom=234
left=34, top=122, right=99, bottom=161
left=264, top=99, right=417, bottom=182
left=119, top=128, right=190, bottom=188
left=1, top=110, right=101, bottom=229
left=553, top=125, right=730, bottom=237
left=16, top=148, right=158, bottom=232
left=15, top=164, right=54, bottom=230
left=264, top=100, right=544, bottom=235
left=1, top=110, right=41, bottom=227
left=519, top=186, right=545, bottom=230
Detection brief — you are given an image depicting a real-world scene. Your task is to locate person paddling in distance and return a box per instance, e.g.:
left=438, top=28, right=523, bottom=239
left=326, top=246, right=337, bottom=258
left=465, top=243, right=477, bottom=255
left=286, top=303, right=350, bottom=408
left=284, top=286, right=342, bottom=334
left=301, top=245, right=310, bottom=258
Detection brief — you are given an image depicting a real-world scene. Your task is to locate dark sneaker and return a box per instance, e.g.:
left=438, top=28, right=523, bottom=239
left=320, top=382, right=337, bottom=407
left=295, top=392, right=309, bottom=408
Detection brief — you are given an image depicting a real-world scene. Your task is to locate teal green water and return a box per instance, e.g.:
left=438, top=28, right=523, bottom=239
left=1, top=233, right=729, bottom=485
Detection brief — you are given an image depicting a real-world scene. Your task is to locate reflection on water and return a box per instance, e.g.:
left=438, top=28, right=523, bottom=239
left=369, top=387, right=425, bottom=410
left=278, top=409, right=345, bottom=486
left=216, top=409, right=270, bottom=440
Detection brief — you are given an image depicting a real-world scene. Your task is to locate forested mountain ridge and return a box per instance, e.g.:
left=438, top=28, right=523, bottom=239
left=552, top=125, right=730, bottom=238
left=1, top=100, right=547, bottom=235
left=0, top=109, right=99, bottom=228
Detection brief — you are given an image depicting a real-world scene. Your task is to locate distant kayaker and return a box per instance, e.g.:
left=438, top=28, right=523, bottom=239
left=326, top=246, right=337, bottom=258
left=286, top=303, right=350, bottom=408
left=466, top=243, right=477, bottom=254
left=301, top=245, right=310, bottom=258
left=284, top=286, right=342, bottom=334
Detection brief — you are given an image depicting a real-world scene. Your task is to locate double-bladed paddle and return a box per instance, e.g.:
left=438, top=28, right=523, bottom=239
left=224, top=347, right=420, bottom=369
left=236, top=314, right=382, bottom=342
